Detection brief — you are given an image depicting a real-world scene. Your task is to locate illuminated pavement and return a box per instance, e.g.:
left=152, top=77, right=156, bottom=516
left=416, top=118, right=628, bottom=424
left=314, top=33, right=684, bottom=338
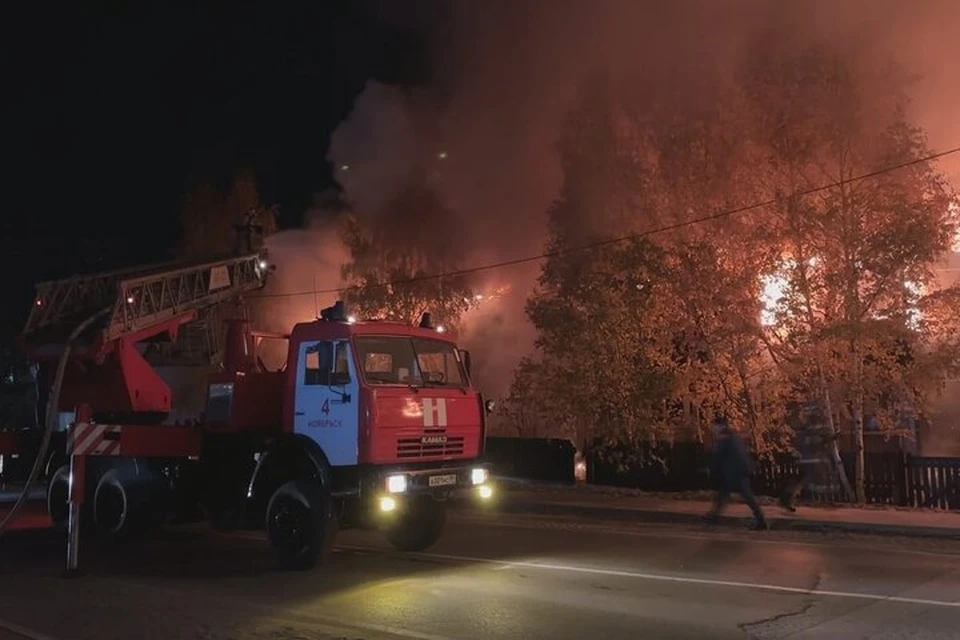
left=1, top=507, right=959, bottom=639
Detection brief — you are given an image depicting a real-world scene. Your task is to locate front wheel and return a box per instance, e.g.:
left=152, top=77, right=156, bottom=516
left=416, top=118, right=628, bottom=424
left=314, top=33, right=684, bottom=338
left=385, top=495, right=446, bottom=552
left=266, top=480, right=336, bottom=571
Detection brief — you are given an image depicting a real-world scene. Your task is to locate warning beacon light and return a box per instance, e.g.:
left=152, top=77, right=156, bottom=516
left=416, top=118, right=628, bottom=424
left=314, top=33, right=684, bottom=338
left=320, top=300, right=348, bottom=322
left=419, top=312, right=434, bottom=329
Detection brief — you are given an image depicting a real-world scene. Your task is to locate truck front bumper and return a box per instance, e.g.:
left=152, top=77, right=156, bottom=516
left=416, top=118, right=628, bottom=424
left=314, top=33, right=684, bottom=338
left=373, top=463, right=494, bottom=511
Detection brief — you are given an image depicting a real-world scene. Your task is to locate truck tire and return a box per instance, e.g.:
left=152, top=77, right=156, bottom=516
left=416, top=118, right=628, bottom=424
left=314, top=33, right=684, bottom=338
left=385, top=496, right=446, bottom=552
left=46, top=464, right=70, bottom=528
left=266, top=480, right=336, bottom=571
left=93, top=468, right=150, bottom=542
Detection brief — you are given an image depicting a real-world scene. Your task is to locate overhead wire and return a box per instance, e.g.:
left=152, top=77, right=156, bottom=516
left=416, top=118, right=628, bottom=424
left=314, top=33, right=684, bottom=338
left=251, top=146, right=960, bottom=299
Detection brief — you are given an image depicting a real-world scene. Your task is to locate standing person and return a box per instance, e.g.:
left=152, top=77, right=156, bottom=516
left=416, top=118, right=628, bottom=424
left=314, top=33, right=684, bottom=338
left=705, top=416, right=768, bottom=530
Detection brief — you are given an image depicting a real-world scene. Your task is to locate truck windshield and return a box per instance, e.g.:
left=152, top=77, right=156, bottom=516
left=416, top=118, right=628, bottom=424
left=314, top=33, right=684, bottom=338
left=353, top=336, right=467, bottom=388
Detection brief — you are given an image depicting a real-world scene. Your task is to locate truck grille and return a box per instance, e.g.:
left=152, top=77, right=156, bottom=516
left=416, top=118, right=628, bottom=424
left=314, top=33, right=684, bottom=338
left=397, top=435, right=465, bottom=458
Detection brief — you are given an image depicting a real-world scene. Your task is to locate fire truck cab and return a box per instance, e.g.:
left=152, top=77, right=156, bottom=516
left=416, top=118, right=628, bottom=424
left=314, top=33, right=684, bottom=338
left=221, top=302, right=494, bottom=568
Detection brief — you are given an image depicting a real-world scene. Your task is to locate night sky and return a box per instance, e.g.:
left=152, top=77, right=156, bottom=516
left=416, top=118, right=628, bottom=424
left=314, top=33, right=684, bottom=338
left=2, top=3, right=441, bottom=342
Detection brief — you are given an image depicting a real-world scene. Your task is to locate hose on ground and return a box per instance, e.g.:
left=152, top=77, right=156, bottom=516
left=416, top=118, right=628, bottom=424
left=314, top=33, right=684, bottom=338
left=0, top=309, right=109, bottom=538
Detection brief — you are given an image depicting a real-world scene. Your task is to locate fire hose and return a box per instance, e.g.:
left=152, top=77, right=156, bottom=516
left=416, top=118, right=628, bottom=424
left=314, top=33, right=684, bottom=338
left=0, top=309, right=108, bottom=538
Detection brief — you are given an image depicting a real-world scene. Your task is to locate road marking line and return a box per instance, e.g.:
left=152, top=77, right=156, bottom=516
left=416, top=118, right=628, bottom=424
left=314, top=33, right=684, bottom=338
left=0, top=619, right=59, bottom=640
left=334, top=544, right=960, bottom=609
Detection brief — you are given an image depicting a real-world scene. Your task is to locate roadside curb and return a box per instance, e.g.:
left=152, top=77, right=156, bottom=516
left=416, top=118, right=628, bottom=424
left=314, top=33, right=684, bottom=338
left=488, top=493, right=960, bottom=541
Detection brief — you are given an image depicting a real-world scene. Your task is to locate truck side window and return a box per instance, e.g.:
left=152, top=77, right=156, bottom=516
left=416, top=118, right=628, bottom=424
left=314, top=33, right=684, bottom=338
left=304, top=342, right=350, bottom=386
left=304, top=348, right=322, bottom=385
left=331, top=342, right=351, bottom=386
left=303, top=342, right=334, bottom=386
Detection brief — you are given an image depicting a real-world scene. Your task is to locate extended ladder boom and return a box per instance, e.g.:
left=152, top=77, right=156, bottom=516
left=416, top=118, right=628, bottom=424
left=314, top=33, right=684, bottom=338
left=23, top=253, right=271, bottom=351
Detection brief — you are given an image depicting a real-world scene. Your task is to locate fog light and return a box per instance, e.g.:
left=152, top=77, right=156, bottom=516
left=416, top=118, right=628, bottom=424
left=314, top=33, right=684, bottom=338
left=386, top=474, right=407, bottom=493
left=471, top=467, right=488, bottom=485
left=478, top=484, right=494, bottom=500
left=379, top=496, right=397, bottom=512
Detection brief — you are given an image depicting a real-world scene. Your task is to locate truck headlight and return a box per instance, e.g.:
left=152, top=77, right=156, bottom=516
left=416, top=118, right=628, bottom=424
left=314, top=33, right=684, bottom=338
left=386, top=474, right=408, bottom=493
left=471, top=467, right=488, bottom=485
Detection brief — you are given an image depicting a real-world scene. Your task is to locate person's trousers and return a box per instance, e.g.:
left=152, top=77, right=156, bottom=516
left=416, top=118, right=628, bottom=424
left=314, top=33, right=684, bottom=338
left=711, top=477, right=765, bottom=521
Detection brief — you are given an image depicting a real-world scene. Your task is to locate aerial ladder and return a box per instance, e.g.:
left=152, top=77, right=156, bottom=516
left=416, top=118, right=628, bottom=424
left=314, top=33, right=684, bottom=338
left=0, top=250, right=273, bottom=569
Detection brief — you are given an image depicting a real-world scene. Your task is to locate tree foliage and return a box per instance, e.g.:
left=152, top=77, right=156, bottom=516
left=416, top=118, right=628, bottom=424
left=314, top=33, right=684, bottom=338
left=504, top=44, right=960, bottom=497
left=339, top=174, right=477, bottom=328
left=508, top=75, right=790, bottom=460
left=740, top=45, right=958, bottom=499
left=177, top=170, right=278, bottom=260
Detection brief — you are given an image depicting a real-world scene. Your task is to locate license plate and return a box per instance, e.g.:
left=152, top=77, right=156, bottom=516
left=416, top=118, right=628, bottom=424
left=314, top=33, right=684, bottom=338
left=428, top=474, right=458, bottom=487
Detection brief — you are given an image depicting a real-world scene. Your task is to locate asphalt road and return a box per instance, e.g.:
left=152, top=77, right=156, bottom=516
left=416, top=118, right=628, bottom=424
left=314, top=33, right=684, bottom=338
left=1, top=507, right=959, bottom=640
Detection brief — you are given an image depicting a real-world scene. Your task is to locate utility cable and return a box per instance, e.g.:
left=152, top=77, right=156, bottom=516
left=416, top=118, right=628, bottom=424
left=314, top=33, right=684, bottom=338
left=252, top=146, right=960, bottom=299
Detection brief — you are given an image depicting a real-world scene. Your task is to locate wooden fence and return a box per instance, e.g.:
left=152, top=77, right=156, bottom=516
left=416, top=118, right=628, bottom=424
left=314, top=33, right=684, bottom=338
left=483, top=437, right=577, bottom=484
left=585, top=443, right=960, bottom=511
left=907, top=457, right=960, bottom=510
left=480, top=436, right=960, bottom=510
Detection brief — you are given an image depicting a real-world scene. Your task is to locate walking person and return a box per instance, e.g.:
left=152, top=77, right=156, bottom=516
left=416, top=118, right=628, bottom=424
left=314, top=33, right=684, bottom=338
left=780, top=416, right=838, bottom=512
left=705, top=416, right=768, bottom=530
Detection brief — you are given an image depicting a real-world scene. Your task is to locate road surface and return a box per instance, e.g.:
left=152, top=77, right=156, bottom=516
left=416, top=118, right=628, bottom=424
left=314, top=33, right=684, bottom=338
left=1, top=507, right=958, bottom=639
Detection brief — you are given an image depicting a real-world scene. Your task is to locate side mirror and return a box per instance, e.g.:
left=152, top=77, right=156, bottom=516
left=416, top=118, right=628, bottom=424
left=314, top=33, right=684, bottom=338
left=460, top=349, right=472, bottom=375
left=484, top=399, right=495, bottom=414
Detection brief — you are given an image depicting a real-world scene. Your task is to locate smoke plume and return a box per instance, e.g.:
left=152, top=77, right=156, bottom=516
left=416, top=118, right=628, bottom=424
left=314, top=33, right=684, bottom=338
left=259, top=1, right=959, bottom=415
left=252, top=198, right=350, bottom=369
left=320, top=0, right=959, bottom=403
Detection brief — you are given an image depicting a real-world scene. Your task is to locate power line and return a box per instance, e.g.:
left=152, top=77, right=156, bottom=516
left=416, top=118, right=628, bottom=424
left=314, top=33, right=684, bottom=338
left=252, top=146, right=960, bottom=299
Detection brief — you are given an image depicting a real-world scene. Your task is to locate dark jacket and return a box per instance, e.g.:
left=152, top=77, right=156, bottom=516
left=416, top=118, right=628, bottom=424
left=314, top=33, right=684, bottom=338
left=710, top=432, right=753, bottom=486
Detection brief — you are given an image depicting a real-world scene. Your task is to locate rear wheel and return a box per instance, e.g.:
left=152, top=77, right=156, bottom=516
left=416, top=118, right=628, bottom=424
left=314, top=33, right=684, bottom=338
left=46, top=465, right=70, bottom=528
left=385, top=495, right=446, bottom=552
left=93, top=468, right=152, bottom=542
left=266, top=480, right=336, bottom=571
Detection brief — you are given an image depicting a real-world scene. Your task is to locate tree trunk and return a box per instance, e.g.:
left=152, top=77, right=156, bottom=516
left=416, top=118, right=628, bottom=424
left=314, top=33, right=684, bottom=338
left=819, top=367, right=856, bottom=501
left=851, top=340, right=867, bottom=503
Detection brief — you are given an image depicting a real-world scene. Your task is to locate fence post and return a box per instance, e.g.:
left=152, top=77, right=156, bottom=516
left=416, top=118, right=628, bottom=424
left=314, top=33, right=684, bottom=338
left=897, top=452, right=909, bottom=507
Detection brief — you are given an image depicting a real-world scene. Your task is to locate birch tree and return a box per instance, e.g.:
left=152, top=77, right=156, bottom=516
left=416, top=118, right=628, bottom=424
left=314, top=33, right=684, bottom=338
left=741, top=45, right=957, bottom=500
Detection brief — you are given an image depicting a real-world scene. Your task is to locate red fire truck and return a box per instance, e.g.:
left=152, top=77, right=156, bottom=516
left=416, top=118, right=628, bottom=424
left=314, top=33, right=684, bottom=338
left=15, top=251, right=493, bottom=570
